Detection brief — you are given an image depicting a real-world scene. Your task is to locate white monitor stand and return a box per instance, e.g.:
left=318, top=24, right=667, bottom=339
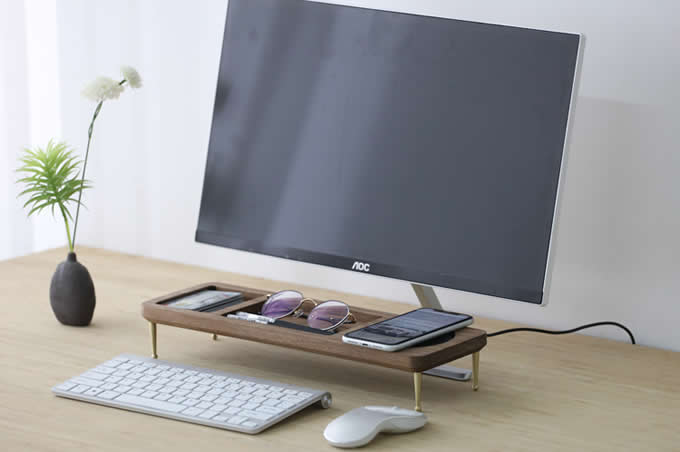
left=412, top=284, right=473, bottom=381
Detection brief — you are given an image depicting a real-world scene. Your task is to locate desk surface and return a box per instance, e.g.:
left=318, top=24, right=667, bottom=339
left=2, top=248, right=678, bottom=452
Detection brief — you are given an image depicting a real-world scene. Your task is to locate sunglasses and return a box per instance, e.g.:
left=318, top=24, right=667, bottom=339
left=261, top=290, right=356, bottom=331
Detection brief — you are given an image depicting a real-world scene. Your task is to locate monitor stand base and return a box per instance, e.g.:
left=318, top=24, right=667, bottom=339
left=412, top=283, right=473, bottom=382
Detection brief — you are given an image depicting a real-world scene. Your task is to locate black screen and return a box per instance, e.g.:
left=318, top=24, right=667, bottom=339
left=197, top=0, right=581, bottom=304
left=346, top=309, right=471, bottom=345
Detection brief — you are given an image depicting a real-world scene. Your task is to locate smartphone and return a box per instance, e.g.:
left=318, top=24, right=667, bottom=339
left=342, top=308, right=473, bottom=352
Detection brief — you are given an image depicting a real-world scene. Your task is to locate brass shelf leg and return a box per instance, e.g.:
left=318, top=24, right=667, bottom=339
left=413, top=372, right=423, bottom=412
left=150, top=321, right=158, bottom=359
left=472, top=351, right=480, bottom=391
left=212, top=333, right=218, bottom=341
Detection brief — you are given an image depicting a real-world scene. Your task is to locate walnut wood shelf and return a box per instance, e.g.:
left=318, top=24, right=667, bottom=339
left=141, top=282, right=487, bottom=411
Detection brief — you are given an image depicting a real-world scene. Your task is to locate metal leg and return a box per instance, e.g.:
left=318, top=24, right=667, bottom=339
left=472, top=351, right=479, bottom=391
left=212, top=333, right=218, bottom=341
left=413, top=372, right=423, bottom=412
left=150, top=321, right=158, bottom=359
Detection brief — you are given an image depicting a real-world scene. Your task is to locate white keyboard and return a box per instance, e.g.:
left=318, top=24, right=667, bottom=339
left=52, top=354, right=332, bottom=434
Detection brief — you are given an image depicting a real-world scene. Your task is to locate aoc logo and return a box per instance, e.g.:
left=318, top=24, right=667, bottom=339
left=351, top=261, right=371, bottom=272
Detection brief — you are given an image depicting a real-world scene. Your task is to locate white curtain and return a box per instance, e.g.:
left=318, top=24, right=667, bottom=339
left=0, top=0, right=63, bottom=261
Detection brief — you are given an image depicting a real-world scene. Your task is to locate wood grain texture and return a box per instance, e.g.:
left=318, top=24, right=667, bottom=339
left=1, top=247, right=679, bottom=452
left=142, top=282, right=487, bottom=372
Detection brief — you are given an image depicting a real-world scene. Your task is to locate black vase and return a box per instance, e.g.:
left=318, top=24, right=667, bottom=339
left=49, top=252, right=96, bottom=326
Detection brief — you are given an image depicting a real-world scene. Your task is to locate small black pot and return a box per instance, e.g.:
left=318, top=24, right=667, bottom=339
left=49, top=252, right=96, bottom=326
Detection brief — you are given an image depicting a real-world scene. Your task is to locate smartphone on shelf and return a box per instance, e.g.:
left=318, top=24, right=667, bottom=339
left=342, top=308, right=473, bottom=352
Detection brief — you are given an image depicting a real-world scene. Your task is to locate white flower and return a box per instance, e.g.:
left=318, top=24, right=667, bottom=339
left=121, top=66, right=142, bottom=89
left=81, top=76, right=125, bottom=102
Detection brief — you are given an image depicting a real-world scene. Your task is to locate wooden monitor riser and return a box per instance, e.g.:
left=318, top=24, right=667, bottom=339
left=141, top=282, right=487, bottom=411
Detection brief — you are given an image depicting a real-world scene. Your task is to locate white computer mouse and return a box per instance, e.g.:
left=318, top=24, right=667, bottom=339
left=323, top=405, right=427, bottom=448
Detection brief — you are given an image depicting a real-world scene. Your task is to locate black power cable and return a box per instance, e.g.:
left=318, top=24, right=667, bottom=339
left=488, top=321, right=636, bottom=345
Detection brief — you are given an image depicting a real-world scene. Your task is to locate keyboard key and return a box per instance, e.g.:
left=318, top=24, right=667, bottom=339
left=132, top=382, right=148, bottom=389
left=235, top=393, right=251, bottom=401
left=281, top=396, right=304, bottom=404
left=201, top=395, right=218, bottom=402
left=181, top=407, right=204, bottom=417
left=101, top=383, right=118, bottom=391
left=213, top=415, right=229, bottom=422
left=174, top=389, right=190, bottom=397
left=71, top=385, right=89, bottom=393
left=155, top=393, right=172, bottom=401
left=263, top=399, right=280, bottom=406
left=228, top=400, right=245, bottom=408
left=212, top=404, right=229, bottom=412
left=82, top=372, right=108, bottom=381
left=241, top=410, right=272, bottom=421
left=98, top=391, right=120, bottom=400
left=146, top=384, right=163, bottom=391
left=128, top=388, right=144, bottom=396
left=214, top=397, right=232, bottom=405
left=168, top=396, right=186, bottom=404
left=182, top=399, right=199, bottom=407
left=257, top=405, right=285, bottom=415
left=199, top=410, right=219, bottom=419
left=115, top=394, right=185, bottom=412
left=73, top=377, right=104, bottom=388
left=283, top=389, right=297, bottom=395
left=223, top=407, right=241, bottom=415
left=196, top=402, right=214, bottom=410
left=115, top=385, right=132, bottom=393
left=84, top=388, right=104, bottom=396
left=243, top=421, right=259, bottom=428
left=56, top=382, right=76, bottom=391
left=105, top=376, right=123, bottom=384
left=242, top=402, right=259, bottom=410
left=159, top=386, right=176, bottom=394
left=228, top=416, right=247, bottom=425
left=141, top=391, right=159, bottom=399
left=140, top=375, right=155, bottom=382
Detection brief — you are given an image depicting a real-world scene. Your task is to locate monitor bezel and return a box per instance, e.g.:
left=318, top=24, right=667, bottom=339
left=196, top=0, right=585, bottom=306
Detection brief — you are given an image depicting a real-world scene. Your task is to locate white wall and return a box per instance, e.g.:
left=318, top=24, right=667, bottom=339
left=55, top=0, right=680, bottom=351
left=0, top=0, right=66, bottom=261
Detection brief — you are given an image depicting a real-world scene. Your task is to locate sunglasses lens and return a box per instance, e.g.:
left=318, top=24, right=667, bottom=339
left=261, top=291, right=303, bottom=319
left=307, top=301, right=349, bottom=330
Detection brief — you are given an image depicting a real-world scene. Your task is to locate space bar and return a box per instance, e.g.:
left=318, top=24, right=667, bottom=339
left=115, top=394, right=186, bottom=413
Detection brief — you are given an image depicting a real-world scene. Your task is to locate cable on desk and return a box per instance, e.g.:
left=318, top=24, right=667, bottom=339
left=487, top=321, right=636, bottom=345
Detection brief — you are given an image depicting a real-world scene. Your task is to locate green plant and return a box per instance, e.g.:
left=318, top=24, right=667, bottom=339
left=16, top=140, right=90, bottom=252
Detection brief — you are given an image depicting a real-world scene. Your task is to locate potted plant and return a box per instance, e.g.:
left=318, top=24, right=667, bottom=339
left=15, top=66, right=142, bottom=326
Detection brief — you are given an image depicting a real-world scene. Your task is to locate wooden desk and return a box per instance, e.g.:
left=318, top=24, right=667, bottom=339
left=1, top=248, right=679, bottom=451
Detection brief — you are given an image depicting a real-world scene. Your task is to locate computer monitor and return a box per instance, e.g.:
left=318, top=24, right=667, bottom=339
left=196, top=0, right=583, bottom=308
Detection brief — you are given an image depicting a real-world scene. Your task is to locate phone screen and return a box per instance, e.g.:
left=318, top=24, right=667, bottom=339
left=346, top=309, right=471, bottom=345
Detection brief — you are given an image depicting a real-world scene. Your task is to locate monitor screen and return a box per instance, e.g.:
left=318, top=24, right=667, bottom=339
left=196, top=0, right=581, bottom=304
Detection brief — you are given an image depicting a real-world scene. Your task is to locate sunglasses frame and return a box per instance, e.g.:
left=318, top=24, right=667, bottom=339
left=263, top=290, right=356, bottom=331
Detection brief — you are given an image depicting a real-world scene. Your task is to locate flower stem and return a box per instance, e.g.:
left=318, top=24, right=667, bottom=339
left=71, top=100, right=102, bottom=249
left=59, top=203, right=73, bottom=252
left=71, top=78, right=127, bottom=250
